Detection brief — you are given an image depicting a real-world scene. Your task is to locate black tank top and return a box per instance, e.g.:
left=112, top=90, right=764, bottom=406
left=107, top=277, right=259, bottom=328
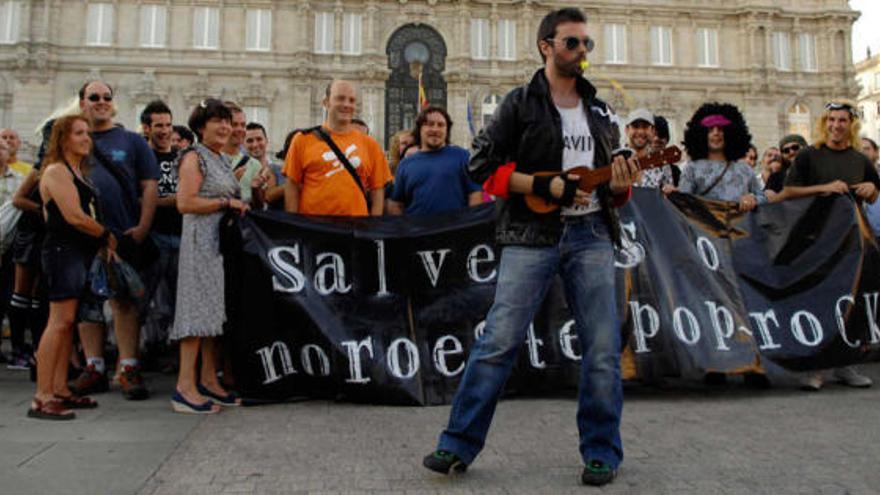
left=44, top=162, right=101, bottom=249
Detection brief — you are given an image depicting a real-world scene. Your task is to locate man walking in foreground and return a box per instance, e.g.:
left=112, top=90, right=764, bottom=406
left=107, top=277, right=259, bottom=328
left=423, top=8, right=640, bottom=486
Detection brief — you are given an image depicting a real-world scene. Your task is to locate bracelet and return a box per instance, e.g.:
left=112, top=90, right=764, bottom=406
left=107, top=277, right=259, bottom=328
left=219, top=198, right=229, bottom=210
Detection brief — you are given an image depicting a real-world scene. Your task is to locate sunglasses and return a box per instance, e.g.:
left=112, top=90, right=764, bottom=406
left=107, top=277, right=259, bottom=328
left=87, top=94, right=113, bottom=102
left=781, top=144, right=801, bottom=154
left=546, top=36, right=595, bottom=53
left=825, top=102, right=858, bottom=118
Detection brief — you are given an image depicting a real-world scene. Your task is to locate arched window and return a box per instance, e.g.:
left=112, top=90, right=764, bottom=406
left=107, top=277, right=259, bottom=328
left=481, top=94, right=501, bottom=128
left=787, top=102, right=811, bottom=138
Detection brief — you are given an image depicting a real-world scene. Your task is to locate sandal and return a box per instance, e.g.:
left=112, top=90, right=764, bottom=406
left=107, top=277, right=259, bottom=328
left=170, top=391, right=218, bottom=414
left=27, top=397, right=76, bottom=421
left=197, top=384, right=241, bottom=407
left=55, top=393, right=98, bottom=409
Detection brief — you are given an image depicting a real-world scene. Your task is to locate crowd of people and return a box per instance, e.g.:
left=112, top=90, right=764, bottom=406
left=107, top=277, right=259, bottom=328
left=0, top=76, right=485, bottom=420
left=0, top=5, right=876, bottom=487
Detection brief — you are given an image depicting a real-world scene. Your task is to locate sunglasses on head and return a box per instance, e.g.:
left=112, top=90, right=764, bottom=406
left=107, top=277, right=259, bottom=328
left=825, top=102, right=858, bottom=118
left=781, top=144, right=801, bottom=154
left=545, top=36, right=595, bottom=53
left=87, top=94, right=112, bottom=102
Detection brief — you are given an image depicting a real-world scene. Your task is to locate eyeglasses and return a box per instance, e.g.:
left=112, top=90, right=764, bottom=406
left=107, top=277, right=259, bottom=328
left=781, top=144, right=801, bottom=154
left=87, top=94, right=112, bottom=103
left=545, top=36, right=595, bottom=53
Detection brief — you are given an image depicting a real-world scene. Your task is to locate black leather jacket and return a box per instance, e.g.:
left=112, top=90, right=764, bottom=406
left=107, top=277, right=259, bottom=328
left=468, top=69, right=623, bottom=246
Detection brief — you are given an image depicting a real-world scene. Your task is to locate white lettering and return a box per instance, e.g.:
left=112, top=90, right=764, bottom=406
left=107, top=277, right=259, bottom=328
left=255, top=341, right=296, bottom=385
left=474, top=320, right=486, bottom=340
left=748, top=310, right=783, bottom=350
left=790, top=310, right=823, bottom=347
left=558, top=320, right=581, bottom=361
left=704, top=301, right=734, bottom=351
left=629, top=301, right=660, bottom=353
left=374, top=240, right=389, bottom=296
left=341, top=337, right=373, bottom=383
left=417, top=249, right=451, bottom=287
left=466, top=244, right=497, bottom=283
left=863, top=292, right=880, bottom=344
left=525, top=324, right=546, bottom=369
left=673, top=307, right=700, bottom=345
left=300, top=344, right=331, bottom=376
left=269, top=246, right=306, bottom=293
left=835, top=295, right=860, bottom=348
left=696, top=237, right=719, bottom=271
left=387, top=337, right=420, bottom=379
left=432, top=335, right=465, bottom=377
left=314, top=252, right=352, bottom=295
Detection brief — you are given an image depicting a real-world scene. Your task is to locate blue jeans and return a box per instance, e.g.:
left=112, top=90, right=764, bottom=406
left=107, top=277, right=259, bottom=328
left=437, top=213, right=623, bottom=468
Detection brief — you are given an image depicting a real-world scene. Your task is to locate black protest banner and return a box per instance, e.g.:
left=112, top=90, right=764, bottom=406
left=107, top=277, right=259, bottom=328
left=226, top=190, right=880, bottom=405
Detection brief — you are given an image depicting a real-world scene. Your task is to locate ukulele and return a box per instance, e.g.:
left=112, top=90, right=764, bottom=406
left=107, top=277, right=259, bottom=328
left=524, top=145, right=683, bottom=214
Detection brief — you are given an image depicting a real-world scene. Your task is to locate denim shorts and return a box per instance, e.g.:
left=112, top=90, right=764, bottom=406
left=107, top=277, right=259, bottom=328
left=41, top=243, right=96, bottom=302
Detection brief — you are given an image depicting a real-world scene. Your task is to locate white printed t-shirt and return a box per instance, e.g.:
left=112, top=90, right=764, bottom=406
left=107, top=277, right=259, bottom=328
left=557, top=101, right=599, bottom=215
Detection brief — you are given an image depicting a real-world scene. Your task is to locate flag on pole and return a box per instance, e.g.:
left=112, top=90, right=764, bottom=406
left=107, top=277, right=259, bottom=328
left=418, top=72, right=429, bottom=109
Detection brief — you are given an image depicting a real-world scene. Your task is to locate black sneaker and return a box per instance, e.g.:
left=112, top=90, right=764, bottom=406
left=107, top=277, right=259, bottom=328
left=581, top=459, right=617, bottom=486
left=423, top=450, right=467, bottom=474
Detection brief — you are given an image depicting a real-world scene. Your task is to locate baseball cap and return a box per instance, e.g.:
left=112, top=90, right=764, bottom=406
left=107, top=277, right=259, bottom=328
left=626, top=108, right=654, bottom=127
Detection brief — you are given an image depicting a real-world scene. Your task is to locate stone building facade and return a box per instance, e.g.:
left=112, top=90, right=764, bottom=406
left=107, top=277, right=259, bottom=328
left=856, top=52, right=880, bottom=144
left=0, top=0, right=860, bottom=159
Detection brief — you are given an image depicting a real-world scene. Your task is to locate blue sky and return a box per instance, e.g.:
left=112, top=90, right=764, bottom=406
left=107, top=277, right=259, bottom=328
left=851, top=0, right=879, bottom=62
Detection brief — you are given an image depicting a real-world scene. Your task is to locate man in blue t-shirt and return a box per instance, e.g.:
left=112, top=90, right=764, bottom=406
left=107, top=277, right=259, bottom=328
left=72, top=80, right=159, bottom=402
left=387, top=106, right=482, bottom=216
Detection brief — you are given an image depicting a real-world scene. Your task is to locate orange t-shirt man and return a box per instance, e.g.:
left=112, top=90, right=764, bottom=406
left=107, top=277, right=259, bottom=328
left=283, top=128, right=391, bottom=216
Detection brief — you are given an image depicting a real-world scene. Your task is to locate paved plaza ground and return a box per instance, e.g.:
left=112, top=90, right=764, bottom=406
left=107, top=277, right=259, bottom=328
left=1, top=363, right=878, bottom=495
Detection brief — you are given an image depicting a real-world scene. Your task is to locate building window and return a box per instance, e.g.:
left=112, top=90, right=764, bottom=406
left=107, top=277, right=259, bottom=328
left=696, top=28, right=718, bottom=67
left=0, top=1, right=21, bottom=44
left=193, top=6, right=219, bottom=50
left=772, top=32, right=791, bottom=71
left=342, top=13, right=362, bottom=55
left=140, top=5, right=167, bottom=48
left=650, top=26, right=672, bottom=66
left=481, top=94, right=501, bottom=128
left=470, top=19, right=489, bottom=60
left=604, top=24, right=627, bottom=64
left=314, top=12, right=334, bottom=54
left=244, top=106, right=269, bottom=127
left=799, top=33, right=817, bottom=72
left=87, top=3, right=114, bottom=46
left=246, top=9, right=271, bottom=51
left=497, top=19, right=516, bottom=60
left=787, top=103, right=810, bottom=137
left=874, top=73, right=880, bottom=92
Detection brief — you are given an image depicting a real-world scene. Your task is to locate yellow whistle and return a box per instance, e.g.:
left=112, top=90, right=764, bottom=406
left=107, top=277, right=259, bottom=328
left=580, top=60, right=590, bottom=71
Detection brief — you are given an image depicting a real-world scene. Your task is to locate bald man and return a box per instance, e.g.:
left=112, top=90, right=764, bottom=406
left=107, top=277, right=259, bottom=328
left=0, top=128, right=32, bottom=175
left=282, top=80, right=390, bottom=216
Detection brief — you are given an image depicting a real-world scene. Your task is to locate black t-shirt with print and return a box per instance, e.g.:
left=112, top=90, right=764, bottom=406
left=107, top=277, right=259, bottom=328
left=152, top=149, right=182, bottom=236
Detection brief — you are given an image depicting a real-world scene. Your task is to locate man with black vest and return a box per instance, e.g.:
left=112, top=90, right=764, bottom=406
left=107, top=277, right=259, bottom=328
left=423, top=8, right=640, bottom=487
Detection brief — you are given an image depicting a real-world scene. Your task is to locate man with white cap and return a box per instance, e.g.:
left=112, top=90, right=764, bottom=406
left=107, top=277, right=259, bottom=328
left=626, top=108, right=672, bottom=188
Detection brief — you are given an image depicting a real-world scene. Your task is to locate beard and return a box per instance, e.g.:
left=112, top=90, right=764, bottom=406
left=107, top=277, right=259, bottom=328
left=553, top=54, right=584, bottom=78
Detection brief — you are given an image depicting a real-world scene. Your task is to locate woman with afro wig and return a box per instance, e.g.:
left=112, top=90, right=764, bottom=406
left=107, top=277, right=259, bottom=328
left=670, top=102, right=766, bottom=211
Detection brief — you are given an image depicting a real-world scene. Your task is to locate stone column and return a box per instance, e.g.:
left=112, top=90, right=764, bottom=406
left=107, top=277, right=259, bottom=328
left=445, top=72, right=470, bottom=148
